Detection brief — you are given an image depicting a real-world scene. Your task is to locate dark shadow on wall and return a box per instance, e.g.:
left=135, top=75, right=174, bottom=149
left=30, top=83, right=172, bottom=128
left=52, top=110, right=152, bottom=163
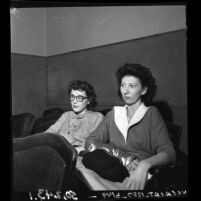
left=152, top=100, right=174, bottom=124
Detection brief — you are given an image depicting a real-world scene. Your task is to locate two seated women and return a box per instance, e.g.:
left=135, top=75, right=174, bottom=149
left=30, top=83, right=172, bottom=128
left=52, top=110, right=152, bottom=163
left=45, top=63, right=176, bottom=191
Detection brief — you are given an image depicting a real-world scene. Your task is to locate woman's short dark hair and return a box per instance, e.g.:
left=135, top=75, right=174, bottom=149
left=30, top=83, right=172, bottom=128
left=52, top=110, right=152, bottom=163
left=68, top=80, right=97, bottom=109
left=116, top=63, right=157, bottom=106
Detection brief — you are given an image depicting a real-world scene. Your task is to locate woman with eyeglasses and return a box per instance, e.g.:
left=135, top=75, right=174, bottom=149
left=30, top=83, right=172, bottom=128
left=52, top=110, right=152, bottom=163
left=45, top=80, right=104, bottom=153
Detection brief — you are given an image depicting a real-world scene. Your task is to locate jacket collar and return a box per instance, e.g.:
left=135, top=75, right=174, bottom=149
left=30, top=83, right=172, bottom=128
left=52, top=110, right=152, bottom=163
left=114, top=103, right=149, bottom=141
left=125, top=103, right=149, bottom=126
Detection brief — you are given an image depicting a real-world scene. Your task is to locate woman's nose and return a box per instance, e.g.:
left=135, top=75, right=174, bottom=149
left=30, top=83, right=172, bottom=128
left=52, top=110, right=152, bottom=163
left=72, top=98, right=78, bottom=103
left=124, top=87, right=129, bottom=93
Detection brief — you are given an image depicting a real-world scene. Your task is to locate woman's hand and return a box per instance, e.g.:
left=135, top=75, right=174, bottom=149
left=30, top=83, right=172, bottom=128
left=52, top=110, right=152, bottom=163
left=123, top=160, right=151, bottom=190
left=126, top=159, right=139, bottom=174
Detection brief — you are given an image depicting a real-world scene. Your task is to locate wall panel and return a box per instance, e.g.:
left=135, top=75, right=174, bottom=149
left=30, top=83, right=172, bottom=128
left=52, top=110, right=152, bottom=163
left=46, top=29, right=187, bottom=154
left=11, top=54, right=47, bottom=117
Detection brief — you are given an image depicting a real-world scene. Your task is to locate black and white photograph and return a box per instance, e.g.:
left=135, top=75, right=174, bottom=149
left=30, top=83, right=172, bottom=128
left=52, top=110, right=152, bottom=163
left=11, top=1, right=188, bottom=200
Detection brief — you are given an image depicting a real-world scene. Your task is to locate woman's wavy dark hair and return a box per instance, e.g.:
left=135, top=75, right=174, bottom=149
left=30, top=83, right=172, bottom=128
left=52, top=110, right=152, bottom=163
left=116, top=63, right=157, bottom=106
left=68, top=80, right=97, bottom=109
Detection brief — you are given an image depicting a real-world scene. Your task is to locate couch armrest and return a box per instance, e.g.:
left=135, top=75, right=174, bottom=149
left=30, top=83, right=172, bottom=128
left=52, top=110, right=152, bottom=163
left=13, top=133, right=78, bottom=189
left=13, top=146, right=66, bottom=191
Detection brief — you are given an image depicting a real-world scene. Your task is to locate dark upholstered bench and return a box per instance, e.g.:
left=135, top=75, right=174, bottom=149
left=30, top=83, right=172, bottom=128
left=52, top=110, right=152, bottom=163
left=12, top=113, right=36, bottom=138
left=13, top=133, right=78, bottom=191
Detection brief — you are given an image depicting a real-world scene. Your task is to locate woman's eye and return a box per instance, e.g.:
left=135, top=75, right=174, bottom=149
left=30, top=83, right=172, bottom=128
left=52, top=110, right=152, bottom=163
left=130, top=84, right=136, bottom=88
left=77, top=96, right=82, bottom=100
left=121, top=84, right=125, bottom=88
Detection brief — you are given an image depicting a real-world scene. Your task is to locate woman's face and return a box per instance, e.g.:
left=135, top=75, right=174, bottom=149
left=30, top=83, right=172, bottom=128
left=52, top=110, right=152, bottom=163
left=70, top=89, right=89, bottom=114
left=120, top=75, right=147, bottom=105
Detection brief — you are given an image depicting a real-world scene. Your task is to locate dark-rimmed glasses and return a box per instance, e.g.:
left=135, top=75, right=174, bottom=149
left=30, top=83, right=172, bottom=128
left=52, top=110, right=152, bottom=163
left=69, top=94, right=88, bottom=102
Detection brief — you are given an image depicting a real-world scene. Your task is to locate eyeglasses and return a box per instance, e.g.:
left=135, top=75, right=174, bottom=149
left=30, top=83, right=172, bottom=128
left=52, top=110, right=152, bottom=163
left=69, top=95, right=88, bottom=102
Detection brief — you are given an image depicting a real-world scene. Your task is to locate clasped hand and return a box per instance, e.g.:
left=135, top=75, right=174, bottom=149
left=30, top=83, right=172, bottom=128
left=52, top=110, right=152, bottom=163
left=123, top=161, right=150, bottom=190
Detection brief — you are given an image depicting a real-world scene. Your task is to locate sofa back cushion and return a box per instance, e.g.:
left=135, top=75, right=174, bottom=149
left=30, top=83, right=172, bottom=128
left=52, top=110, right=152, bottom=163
left=32, top=114, right=61, bottom=134
left=12, top=113, right=36, bottom=138
left=43, top=108, right=64, bottom=117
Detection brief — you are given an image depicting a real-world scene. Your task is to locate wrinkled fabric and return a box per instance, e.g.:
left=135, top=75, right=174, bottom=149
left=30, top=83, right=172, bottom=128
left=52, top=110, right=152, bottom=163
left=45, top=111, right=104, bottom=148
left=85, top=106, right=176, bottom=163
left=88, top=142, right=139, bottom=167
left=82, top=149, right=129, bottom=182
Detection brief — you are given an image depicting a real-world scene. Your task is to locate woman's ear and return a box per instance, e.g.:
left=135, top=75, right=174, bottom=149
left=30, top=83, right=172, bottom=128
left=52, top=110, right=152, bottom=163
left=141, top=87, right=147, bottom=95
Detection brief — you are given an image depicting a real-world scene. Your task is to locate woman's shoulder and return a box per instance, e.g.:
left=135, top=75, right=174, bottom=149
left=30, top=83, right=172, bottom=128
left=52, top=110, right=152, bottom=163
left=62, top=111, right=71, bottom=116
left=86, top=111, right=104, bottom=118
left=58, top=111, right=73, bottom=119
left=147, top=106, right=160, bottom=114
left=145, top=105, right=163, bottom=119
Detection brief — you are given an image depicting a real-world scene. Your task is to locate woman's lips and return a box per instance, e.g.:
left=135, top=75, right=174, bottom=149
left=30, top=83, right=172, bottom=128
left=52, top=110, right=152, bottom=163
left=73, top=105, right=79, bottom=108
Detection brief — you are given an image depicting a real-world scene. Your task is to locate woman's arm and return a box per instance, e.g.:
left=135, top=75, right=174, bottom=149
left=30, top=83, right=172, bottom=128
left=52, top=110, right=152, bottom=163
left=84, top=118, right=109, bottom=150
left=84, top=110, right=113, bottom=150
left=150, top=107, right=176, bottom=165
left=123, top=152, right=170, bottom=190
left=90, top=112, right=104, bottom=133
left=123, top=107, right=176, bottom=190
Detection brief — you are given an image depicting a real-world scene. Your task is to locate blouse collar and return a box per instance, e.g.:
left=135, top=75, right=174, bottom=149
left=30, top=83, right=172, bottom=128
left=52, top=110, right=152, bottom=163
left=71, top=110, right=90, bottom=119
left=125, top=102, right=149, bottom=126
left=114, top=102, right=150, bottom=140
